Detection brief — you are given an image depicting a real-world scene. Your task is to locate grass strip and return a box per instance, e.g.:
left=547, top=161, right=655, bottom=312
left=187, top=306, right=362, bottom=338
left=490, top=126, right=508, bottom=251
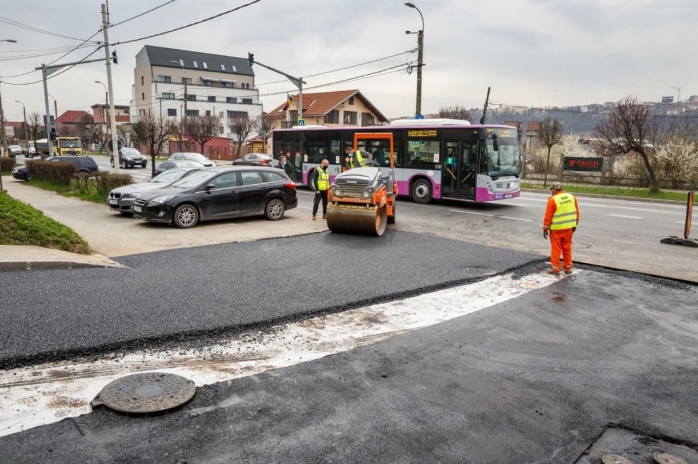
left=521, top=182, right=688, bottom=202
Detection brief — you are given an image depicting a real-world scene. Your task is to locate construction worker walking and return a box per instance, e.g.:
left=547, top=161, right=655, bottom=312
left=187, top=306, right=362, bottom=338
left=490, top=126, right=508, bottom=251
left=543, top=182, right=580, bottom=275
left=346, top=147, right=371, bottom=168
left=312, top=159, right=330, bottom=220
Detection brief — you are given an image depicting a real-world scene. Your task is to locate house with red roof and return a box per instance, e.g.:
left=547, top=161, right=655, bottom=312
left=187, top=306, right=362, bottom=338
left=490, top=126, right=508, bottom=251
left=55, top=110, right=91, bottom=137
left=267, top=90, right=388, bottom=128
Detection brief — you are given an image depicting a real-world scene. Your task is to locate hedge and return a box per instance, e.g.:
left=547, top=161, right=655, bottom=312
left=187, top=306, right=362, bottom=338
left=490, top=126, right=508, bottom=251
left=71, top=171, right=133, bottom=197
left=27, top=160, right=77, bottom=184
left=0, top=157, right=16, bottom=174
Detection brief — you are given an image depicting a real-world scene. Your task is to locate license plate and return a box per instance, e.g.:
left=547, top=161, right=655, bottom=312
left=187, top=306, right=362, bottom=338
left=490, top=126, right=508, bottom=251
left=109, top=199, right=118, bottom=205
left=505, top=194, right=512, bottom=199
left=133, top=206, right=142, bottom=212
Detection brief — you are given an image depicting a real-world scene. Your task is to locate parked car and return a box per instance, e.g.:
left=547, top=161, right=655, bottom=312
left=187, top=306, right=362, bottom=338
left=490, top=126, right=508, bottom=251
left=108, top=167, right=203, bottom=214
left=111, top=147, right=148, bottom=169
left=233, top=153, right=273, bottom=166
left=7, top=145, right=22, bottom=158
left=154, top=160, right=204, bottom=176
left=132, top=166, right=298, bottom=228
left=168, top=152, right=216, bottom=167
left=10, top=155, right=98, bottom=181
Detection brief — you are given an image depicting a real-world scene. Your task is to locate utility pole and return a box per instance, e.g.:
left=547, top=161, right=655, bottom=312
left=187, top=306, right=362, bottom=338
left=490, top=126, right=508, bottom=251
left=0, top=83, right=7, bottom=159
left=54, top=99, right=58, bottom=123
left=41, top=65, right=53, bottom=157
left=101, top=3, right=119, bottom=172
left=480, top=87, right=491, bottom=125
left=416, top=29, right=423, bottom=116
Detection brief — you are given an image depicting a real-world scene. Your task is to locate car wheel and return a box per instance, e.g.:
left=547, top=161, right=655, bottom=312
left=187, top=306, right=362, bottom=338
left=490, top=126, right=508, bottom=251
left=265, top=198, right=285, bottom=221
left=173, top=204, right=199, bottom=228
left=411, top=178, right=432, bottom=204
left=25, top=173, right=32, bottom=181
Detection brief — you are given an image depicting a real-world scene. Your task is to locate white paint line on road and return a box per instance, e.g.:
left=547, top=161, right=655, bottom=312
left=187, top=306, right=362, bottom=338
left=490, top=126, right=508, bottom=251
left=0, top=270, right=571, bottom=438
left=448, top=209, right=533, bottom=222
left=608, top=214, right=643, bottom=219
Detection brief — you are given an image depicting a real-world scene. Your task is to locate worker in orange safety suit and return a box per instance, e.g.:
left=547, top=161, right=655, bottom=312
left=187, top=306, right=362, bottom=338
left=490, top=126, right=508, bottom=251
left=543, top=182, right=580, bottom=275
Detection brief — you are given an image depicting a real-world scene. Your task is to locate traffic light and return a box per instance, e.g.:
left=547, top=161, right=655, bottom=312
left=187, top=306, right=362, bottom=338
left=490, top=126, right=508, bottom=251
left=49, top=128, right=56, bottom=141
left=248, top=52, right=254, bottom=66
left=112, top=51, right=118, bottom=65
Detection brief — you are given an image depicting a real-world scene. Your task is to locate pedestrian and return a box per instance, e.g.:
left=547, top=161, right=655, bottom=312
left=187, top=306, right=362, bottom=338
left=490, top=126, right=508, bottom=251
left=543, top=182, right=580, bottom=275
left=345, top=147, right=371, bottom=168
left=342, top=156, right=351, bottom=172
left=278, top=155, right=293, bottom=177
left=312, top=159, right=330, bottom=220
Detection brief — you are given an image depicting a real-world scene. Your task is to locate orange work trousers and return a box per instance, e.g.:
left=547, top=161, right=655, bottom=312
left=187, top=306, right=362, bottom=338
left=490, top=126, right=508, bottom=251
left=549, top=229, right=574, bottom=272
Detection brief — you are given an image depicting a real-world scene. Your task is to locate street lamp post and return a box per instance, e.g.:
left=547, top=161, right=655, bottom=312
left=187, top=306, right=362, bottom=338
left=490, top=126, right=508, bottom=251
left=14, top=100, right=27, bottom=151
left=95, top=81, right=108, bottom=145
left=405, top=2, right=424, bottom=117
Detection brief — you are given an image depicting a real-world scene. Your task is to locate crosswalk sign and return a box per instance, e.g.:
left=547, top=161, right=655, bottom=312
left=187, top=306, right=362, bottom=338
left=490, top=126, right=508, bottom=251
left=297, top=119, right=305, bottom=126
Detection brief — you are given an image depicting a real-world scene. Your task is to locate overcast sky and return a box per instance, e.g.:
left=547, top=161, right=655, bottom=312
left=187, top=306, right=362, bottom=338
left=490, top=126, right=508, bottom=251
left=0, top=0, right=695, bottom=122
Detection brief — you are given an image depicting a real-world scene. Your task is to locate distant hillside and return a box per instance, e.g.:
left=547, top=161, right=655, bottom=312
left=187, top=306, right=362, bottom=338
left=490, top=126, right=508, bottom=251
left=468, top=108, right=606, bottom=135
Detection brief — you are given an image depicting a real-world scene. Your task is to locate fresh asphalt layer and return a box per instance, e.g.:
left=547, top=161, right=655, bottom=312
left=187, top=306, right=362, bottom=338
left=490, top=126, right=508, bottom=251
left=0, top=230, right=538, bottom=369
left=2, top=269, right=696, bottom=463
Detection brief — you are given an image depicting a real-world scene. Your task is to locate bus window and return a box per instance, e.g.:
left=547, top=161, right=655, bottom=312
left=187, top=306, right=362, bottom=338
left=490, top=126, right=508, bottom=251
left=330, top=139, right=341, bottom=164
left=305, top=141, right=328, bottom=163
left=406, top=140, right=440, bottom=170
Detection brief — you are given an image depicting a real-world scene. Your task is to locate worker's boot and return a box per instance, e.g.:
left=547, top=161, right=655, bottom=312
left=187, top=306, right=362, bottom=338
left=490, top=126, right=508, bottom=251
left=322, top=214, right=327, bottom=219
left=312, top=215, right=316, bottom=220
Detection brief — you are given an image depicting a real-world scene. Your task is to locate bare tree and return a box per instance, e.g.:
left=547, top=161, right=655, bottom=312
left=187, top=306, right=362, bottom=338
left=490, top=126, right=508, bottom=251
left=229, top=115, right=255, bottom=158
left=594, top=96, right=666, bottom=193
left=117, top=124, right=132, bottom=148
left=172, top=118, right=192, bottom=152
left=438, top=105, right=473, bottom=122
left=538, top=116, right=565, bottom=186
left=77, top=114, right=101, bottom=145
left=254, top=113, right=275, bottom=152
left=134, top=112, right=176, bottom=177
left=26, top=112, right=44, bottom=149
left=186, top=115, right=221, bottom=155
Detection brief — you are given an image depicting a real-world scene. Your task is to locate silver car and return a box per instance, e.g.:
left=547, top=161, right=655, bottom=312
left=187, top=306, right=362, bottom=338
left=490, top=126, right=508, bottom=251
left=108, top=167, right=202, bottom=214
left=169, top=152, right=216, bottom=167
left=8, top=145, right=22, bottom=158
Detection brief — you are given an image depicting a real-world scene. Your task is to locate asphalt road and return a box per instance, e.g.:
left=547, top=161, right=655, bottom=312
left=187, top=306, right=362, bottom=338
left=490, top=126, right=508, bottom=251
left=2, top=269, right=696, bottom=463
left=0, top=231, right=539, bottom=369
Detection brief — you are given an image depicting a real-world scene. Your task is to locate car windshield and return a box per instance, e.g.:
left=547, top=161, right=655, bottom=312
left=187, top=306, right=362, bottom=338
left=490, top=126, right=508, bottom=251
left=58, top=139, right=82, bottom=148
left=152, top=170, right=187, bottom=183
left=480, top=138, right=521, bottom=179
left=121, top=148, right=140, bottom=156
left=170, top=170, right=218, bottom=189
left=185, top=153, right=208, bottom=163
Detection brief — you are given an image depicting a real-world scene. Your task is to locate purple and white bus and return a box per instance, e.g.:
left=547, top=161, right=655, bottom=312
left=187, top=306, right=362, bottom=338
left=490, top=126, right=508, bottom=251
left=271, top=119, right=521, bottom=204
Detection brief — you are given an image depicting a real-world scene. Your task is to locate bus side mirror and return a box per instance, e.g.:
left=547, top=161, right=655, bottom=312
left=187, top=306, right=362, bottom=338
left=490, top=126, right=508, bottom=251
left=492, top=134, right=499, bottom=152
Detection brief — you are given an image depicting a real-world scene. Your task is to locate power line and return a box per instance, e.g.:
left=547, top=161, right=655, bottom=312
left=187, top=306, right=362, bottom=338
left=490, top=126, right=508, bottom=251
left=0, top=44, right=93, bottom=62
left=256, top=49, right=416, bottom=86
left=111, top=0, right=262, bottom=46
left=111, top=0, right=177, bottom=27
left=2, top=47, right=103, bottom=86
left=0, top=15, right=98, bottom=43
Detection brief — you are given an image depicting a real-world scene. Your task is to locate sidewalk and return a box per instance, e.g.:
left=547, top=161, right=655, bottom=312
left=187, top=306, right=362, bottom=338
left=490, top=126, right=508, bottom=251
left=0, top=246, right=120, bottom=271
left=1, top=177, right=327, bottom=260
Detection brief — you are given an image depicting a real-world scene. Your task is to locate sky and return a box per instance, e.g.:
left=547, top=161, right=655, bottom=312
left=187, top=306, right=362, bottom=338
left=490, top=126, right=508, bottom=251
left=0, top=0, right=696, bottom=123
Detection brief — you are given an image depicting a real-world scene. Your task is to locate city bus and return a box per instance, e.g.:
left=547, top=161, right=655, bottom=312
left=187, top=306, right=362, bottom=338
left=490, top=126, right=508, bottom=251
left=270, top=119, right=521, bottom=203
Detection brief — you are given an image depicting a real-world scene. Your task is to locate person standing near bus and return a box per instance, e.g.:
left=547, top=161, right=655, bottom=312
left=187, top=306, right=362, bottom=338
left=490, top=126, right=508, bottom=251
left=543, top=182, right=580, bottom=275
left=278, top=155, right=292, bottom=178
left=346, top=147, right=371, bottom=168
left=312, top=159, right=330, bottom=220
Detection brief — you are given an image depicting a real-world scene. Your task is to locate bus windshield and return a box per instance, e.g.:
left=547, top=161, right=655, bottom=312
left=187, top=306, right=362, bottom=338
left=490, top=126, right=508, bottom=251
left=481, top=138, right=521, bottom=179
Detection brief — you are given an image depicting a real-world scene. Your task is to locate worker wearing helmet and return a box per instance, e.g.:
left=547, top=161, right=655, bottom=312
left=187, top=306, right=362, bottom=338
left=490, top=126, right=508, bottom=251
left=543, top=182, right=580, bottom=275
left=346, top=147, right=371, bottom=168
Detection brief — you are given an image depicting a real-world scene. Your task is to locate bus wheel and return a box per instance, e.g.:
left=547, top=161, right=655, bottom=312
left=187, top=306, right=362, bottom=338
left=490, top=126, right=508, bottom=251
left=411, top=179, right=432, bottom=204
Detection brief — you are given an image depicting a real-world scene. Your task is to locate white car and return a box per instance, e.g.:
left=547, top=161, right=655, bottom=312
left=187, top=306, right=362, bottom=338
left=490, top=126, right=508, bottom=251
left=8, top=145, right=22, bottom=158
left=168, top=152, right=216, bottom=167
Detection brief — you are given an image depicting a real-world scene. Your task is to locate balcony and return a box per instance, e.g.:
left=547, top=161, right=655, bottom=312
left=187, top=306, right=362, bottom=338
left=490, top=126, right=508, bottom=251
left=280, top=120, right=298, bottom=129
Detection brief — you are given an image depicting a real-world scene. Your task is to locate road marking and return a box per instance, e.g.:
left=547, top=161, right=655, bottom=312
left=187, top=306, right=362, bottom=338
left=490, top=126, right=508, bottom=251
left=0, top=270, right=571, bottom=437
left=608, top=214, right=643, bottom=219
left=448, top=209, right=533, bottom=222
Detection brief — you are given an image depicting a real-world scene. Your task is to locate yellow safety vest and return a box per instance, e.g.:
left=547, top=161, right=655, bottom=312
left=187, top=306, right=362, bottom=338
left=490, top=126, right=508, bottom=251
left=349, top=150, right=368, bottom=168
left=316, top=168, right=329, bottom=190
left=550, top=193, right=578, bottom=230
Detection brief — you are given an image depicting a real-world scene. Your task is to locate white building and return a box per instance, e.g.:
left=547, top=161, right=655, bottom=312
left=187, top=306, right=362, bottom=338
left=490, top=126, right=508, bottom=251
left=130, top=45, right=262, bottom=139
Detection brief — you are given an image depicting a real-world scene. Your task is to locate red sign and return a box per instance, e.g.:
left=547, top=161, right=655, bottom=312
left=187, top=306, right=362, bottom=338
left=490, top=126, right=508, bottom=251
left=564, top=157, right=603, bottom=172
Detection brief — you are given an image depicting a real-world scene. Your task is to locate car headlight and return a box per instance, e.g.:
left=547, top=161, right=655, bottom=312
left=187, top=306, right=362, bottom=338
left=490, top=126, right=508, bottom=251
left=149, top=196, right=171, bottom=204
left=331, top=185, right=343, bottom=198
left=122, top=193, right=136, bottom=199
left=125, top=157, right=133, bottom=161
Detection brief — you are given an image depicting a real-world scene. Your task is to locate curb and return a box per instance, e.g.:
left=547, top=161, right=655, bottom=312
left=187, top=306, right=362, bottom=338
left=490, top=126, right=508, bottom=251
left=521, top=188, right=686, bottom=205
left=0, top=261, right=123, bottom=271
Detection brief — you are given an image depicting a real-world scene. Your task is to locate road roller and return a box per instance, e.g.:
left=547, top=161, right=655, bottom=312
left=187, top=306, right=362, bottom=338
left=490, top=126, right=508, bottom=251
left=326, top=133, right=397, bottom=236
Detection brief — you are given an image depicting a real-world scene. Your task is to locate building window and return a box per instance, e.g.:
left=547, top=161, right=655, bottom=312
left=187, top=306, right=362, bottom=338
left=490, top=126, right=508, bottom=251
left=186, top=94, right=196, bottom=101
left=289, top=110, right=298, bottom=123
left=241, top=98, right=253, bottom=104
left=208, top=96, right=216, bottom=102
left=226, top=97, right=237, bottom=104
left=232, top=66, right=237, bottom=72
left=240, top=83, right=249, bottom=89
left=182, top=77, right=192, bottom=84
left=157, top=75, right=171, bottom=83
left=142, top=92, right=145, bottom=100
left=227, top=110, right=247, bottom=118
left=203, top=62, right=208, bottom=69
left=219, top=111, right=224, bottom=118
left=141, top=76, right=144, bottom=85
left=361, top=113, right=375, bottom=126
left=343, top=111, right=358, bottom=125
left=324, top=110, right=339, bottom=124
left=162, top=92, right=175, bottom=100
left=205, top=110, right=211, bottom=117
left=221, top=64, right=226, bottom=71
left=219, top=126, right=225, bottom=134
left=348, top=97, right=354, bottom=105
left=124, top=109, right=129, bottom=114
left=187, top=109, right=199, bottom=117
left=223, top=82, right=233, bottom=88
left=179, top=59, right=184, bottom=67
left=168, top=108, right=177, bottom=117
left=203, top=80, right=212, bottom=87
left=193, top=61, right=198, bottom=68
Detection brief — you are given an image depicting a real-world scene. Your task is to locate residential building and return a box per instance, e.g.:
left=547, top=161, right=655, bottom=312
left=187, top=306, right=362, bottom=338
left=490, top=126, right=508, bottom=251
left=130, top=45, right=262, bottom=140
left=267, top=90, right=388, bottom=128
left=55, top=110, right=90, bottom=137
left=92, top=104, right=131, bottom=137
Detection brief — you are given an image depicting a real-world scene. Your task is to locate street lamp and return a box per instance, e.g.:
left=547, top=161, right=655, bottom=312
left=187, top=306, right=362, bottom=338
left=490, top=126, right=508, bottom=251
left=14, top=100, right=27, bottom=151
left=95, top=81, right=109, bottom=146
left=47, top=93, right=58, bottom=123
left=405, top=2, right=424, bottom=117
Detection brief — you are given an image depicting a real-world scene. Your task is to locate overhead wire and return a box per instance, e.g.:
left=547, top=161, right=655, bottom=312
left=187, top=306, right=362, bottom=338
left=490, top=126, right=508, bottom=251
left=110, top=0, right=176, bottom=27
left=0, top=15, right=98, bottom=43
left=2, top=47, right=103, bottom=86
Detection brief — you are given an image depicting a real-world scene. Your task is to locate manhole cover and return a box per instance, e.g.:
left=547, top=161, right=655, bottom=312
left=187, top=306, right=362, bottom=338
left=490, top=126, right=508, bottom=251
left=654, top=453, right=688, bottom=464
left=99, top=372, right=196, bottom=414
left=575, top=241, right=594, bottom=250
left=602, top=455, right=634, bottom=464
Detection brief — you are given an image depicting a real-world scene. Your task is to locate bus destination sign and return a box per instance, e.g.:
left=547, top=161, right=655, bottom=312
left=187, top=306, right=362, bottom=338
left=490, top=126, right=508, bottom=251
left=407, top=129, right=438, bottom=138
left=486, top=128, right=515, bottom=138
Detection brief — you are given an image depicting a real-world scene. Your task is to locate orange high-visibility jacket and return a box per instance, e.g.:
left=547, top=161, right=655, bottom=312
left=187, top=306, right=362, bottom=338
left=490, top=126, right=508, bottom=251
left=543, top=191, right=580, bottom=231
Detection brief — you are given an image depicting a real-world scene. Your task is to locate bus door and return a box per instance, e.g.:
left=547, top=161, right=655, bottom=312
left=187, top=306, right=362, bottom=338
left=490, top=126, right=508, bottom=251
left=442, top=141, right=477, bottom=198
left=280, top=140, right=303, bottom=182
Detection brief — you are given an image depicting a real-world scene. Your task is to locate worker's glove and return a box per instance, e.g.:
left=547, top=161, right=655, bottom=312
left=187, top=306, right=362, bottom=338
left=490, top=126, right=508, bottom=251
left=572, top=227, right=576, bottom=233
left=543, top=230, right=549, bottom=239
